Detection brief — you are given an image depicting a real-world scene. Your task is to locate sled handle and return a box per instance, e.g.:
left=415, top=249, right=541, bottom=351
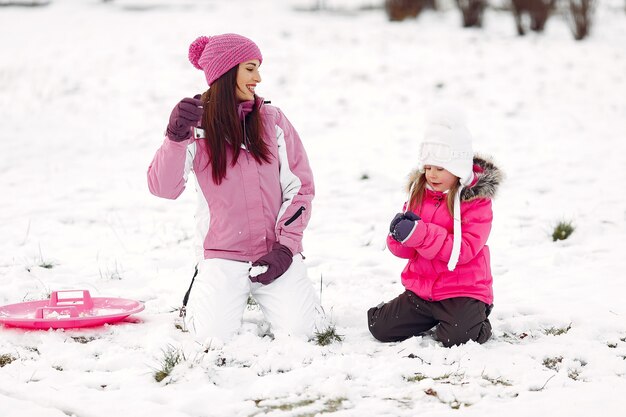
left=35, top=306, right=79, bottom=319
left=49, top=290, right=94, bottom=309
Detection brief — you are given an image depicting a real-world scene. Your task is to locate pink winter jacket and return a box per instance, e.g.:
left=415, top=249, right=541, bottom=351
left=147, top=101, right=314, bottom=262
left=387, top=157, right=502, bottom=305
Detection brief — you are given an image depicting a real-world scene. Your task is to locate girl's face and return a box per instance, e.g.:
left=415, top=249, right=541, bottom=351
left=424, top=165, right=459, bottom=192
left=235, top=59, right=261, bottom=102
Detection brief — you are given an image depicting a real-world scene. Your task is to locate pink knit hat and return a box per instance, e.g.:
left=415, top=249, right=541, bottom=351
left=188, top=34, right=263, bottom=86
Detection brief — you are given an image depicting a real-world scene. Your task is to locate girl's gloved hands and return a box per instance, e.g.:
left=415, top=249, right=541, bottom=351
left=390, top=211, right=421, bottom=243
left=249, top=243, right=293, bottom=285
left=166, top=97, right=204, bottom=142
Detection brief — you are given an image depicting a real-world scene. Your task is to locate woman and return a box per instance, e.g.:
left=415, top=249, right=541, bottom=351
left=147, top=34, right=318, bottom=343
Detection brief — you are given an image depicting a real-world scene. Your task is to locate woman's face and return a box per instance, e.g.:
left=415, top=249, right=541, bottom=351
left=235, top=59, right=262, bottom=102
left=424, top=165, right=459, bottom=192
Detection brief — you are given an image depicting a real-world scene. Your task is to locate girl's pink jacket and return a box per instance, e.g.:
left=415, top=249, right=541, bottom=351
left=147, top=102, right=314, bottom=262
left=387, top=157, right=502, bottom=305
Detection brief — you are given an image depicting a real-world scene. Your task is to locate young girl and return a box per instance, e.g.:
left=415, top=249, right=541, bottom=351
left=367, top=109, right=503, bottom=347
left=147, top=34, right=318, bottom=343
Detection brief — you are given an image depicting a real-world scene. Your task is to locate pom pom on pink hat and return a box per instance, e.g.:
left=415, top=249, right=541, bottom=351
left=188, top=34, right=262, bottom=86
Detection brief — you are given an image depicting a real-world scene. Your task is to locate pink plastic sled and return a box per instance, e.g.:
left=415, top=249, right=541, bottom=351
left=0, top=290, right=144, bottom=329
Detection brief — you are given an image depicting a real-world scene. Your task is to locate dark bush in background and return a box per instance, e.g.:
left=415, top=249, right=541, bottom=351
left=566, top=0, right=597, bottom=40
left=456, top=0, right=487, bottom=27
left=511, top=0, right=557, bottom=35
left=385, top=0, right=429, bottom=21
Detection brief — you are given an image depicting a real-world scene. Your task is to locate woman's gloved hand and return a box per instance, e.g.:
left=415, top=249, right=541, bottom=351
left=249, top=243, right=293, bottom=285
left=166, top=97, right=203, bottom=142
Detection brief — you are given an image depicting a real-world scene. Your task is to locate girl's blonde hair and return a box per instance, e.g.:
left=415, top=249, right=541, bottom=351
left=408, top=172, right=460, bottom=217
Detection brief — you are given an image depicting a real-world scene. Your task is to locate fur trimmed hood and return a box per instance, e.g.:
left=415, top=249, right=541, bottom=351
left=407, top=154, right=503, bottom=201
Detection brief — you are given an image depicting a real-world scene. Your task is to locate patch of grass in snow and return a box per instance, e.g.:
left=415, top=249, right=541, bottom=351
left=153, top=345, right=184, bottom=383
left=246, top=295, right=258, bottom=309
left=297, top=398, right=348, bottom=416
left=253, top=397, right=347, bottom=415
left=0, top=353, right=16, bottom=367
left=254, top=398, right=316, bottom=412
left=568, top=368, right=581, bottom=380
left=405, top=372, right=428, bottom=382
left=481, top=373, right=513, bottom=386
left=314, top=324, right=343, bottom=346
left=0, top=2, right=51, bottom=8
left=25, top=260, right=55, bottom=272
left=280, top=399, right=316, bottom=411
left=542, top=356, right=563, bottom=371
left=407, top=372, right=454, bottom=382
left=406, top=371, right=468, bottom=385
left=322, top=398, right=346, bottom=413
left=499, top=331, right=532, bottom=343
left=543, top=323, right=571, bottom=336
left=28, top=245, right=56, bottom=270
left=432, top=372, right=459, bottom=381
left=71, top=336, right=96, bottom=344
left=552, top=220, right=575, bottom=241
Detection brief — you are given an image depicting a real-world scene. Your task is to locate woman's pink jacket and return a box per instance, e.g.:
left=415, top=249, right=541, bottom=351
left=147, top=101, right=314, bottom=262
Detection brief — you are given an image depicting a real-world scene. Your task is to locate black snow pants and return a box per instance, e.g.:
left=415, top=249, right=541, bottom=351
left=367, top=290, right=492, bottom=347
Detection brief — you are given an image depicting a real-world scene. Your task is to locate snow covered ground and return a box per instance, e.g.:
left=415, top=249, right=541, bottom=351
left=1, top=0, right=626, bottom=416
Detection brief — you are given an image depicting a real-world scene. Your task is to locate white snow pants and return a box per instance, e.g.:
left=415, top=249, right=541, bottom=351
left=184, top=254, right=319, bottom=343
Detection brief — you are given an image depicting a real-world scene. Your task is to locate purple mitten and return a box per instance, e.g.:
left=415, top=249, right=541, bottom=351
left=249, top=243, right=293, bottom=285
left=389, top=212, right=405, bottom=234
left=403, top=211, right=421, bottom=222
left=166, top=97, right=204, bottom=142
left=389, top=211, right=420, bottom=234
left=392, top=213, right=421, bottom=243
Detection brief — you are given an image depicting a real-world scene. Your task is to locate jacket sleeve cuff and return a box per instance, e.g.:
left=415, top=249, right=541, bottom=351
left=276, top=235, right=299, bottom=256
left=387, top=234, right=416, bottom=259
left=164, top=134, right=193, bottom=147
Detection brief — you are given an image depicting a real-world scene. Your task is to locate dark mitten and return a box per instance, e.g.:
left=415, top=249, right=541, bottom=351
left=389, top=211, right=420, bottom=234
left=403, top=211, right=421, bottom=222
left=389, top=213, right=405, bottom=234
left=392, top=213, right=421, bottom=242
left=249, top=243, right=293, bottom=285
left=166, top=97, right=203, bottom=142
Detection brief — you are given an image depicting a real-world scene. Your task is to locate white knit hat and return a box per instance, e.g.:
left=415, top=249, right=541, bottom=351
left=418, top=105, right=474, bottom=271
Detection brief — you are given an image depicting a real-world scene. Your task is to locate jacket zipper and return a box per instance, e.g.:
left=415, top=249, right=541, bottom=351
left=285, top=206, right=305, bottom=226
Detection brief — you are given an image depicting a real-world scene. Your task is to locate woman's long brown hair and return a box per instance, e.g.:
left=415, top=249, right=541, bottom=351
left=200, top=65, right=272, bottom=184
left=408, top=172, right=460, bottom=217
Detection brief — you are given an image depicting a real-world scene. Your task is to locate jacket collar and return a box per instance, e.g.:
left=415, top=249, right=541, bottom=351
left=236, top=95, right=266, bottom=121
left=459, top=155, right=504, bottom=201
